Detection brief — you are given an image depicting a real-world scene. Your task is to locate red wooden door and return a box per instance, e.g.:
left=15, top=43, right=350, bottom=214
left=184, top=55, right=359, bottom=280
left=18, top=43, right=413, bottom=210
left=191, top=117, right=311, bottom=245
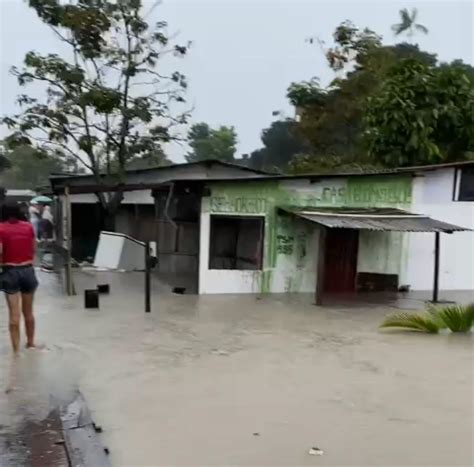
left=323, top=229, right=359, bottom=293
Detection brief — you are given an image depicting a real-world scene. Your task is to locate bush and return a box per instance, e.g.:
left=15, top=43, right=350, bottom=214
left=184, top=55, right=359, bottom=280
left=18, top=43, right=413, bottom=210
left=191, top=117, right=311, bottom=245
left=428, top=303, right=474, bottom=333
left=379, top=312, right=440, bottom=333
left=380, top=303, right=474, bottom=334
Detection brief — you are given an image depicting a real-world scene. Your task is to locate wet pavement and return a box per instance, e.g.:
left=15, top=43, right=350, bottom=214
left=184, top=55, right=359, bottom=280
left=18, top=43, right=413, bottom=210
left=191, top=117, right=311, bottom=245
left=1, top=270, right=473, bottom=466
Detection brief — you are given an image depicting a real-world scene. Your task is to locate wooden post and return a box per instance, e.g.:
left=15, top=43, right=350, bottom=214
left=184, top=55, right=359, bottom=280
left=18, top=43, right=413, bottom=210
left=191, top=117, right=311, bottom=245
left=432, top=232, right=440, bottom=303
left=315, top=227, right=327, bottom=306
left=153, top=192, right=160, bottom=271
left=145, top=240, right=151, bottom=313
left=64, top=186, right=75, bottom=296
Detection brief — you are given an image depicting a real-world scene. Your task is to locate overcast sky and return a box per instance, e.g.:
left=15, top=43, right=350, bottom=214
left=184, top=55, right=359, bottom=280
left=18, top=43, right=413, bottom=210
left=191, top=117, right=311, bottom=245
left=1, top=0, right=472, bottom=162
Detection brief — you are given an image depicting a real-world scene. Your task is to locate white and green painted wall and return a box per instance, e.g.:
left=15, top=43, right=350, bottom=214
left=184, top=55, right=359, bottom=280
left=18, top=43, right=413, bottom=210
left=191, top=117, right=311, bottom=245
left=198, top=175, right=414, bottom=294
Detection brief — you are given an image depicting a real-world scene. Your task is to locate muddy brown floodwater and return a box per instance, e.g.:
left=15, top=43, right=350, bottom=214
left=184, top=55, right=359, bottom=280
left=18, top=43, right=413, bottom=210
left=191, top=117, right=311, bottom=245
left=1, top=270, right=473, bottom=466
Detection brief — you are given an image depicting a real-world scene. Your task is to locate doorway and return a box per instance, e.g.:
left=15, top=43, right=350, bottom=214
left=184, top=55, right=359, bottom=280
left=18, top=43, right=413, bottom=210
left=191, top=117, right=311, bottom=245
left=323, top=228, right=359, bottom=293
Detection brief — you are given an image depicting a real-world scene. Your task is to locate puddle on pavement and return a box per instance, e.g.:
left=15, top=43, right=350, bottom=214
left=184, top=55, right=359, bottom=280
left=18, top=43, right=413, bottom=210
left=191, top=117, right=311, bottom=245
left=0, top=348, right=79, bottom=467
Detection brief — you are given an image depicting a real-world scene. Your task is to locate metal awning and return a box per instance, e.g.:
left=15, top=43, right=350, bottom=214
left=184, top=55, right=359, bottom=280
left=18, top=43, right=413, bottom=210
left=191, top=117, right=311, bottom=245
left=280, top=207, right=469, bottom=233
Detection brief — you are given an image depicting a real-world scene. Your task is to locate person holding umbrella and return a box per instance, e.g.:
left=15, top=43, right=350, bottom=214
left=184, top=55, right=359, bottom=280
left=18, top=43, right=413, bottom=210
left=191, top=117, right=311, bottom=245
left=29, top=195, right=52, bottom=241
left=0, top=200, right=38, bottom=353
left=28, top=202, right=41, bottom=240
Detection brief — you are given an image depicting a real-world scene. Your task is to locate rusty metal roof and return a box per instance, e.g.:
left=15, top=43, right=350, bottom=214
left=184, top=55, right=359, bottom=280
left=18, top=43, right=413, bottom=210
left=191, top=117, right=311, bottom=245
left=280, top=207, right=469, bottom=233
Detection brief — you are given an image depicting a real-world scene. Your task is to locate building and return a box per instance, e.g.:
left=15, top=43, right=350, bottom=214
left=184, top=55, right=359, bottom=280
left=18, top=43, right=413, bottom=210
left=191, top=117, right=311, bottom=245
left=50, top=160, right=271, bottom=292
left=50, top=160, right=473, bottom=299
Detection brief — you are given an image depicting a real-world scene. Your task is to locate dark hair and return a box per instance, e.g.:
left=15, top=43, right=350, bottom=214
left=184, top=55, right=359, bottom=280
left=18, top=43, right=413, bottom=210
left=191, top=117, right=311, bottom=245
left=2, top=201, right=22, bottom=221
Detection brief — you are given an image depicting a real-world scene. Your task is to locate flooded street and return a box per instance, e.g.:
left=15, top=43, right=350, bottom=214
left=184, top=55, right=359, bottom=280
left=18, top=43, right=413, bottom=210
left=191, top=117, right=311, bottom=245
left=1, top=271, right=473, bottom=466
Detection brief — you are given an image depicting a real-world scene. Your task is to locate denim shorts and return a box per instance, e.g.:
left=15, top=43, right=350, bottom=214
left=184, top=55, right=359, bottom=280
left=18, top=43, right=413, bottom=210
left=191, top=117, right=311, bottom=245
left=0, top=265, right=39, bottom=295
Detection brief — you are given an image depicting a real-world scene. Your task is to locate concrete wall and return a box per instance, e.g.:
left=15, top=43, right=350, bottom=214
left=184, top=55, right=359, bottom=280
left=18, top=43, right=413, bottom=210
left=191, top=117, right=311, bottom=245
left=199, top=196, right=269, bottom=294
left=199, top=176, right=412, bottom=295
left=358, top=231, right=407, bottom=276
left=402, top=168, right=474, bottom=291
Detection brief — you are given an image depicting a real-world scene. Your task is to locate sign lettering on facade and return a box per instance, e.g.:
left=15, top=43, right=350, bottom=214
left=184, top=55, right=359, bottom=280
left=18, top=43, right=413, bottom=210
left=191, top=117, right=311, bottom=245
left=210, top=196, right=267, bottom=214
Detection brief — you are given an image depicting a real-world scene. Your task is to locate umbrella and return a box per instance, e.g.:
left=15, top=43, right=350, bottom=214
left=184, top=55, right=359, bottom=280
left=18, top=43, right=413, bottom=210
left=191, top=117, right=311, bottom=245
left=31, top=195, right=52, bottom=205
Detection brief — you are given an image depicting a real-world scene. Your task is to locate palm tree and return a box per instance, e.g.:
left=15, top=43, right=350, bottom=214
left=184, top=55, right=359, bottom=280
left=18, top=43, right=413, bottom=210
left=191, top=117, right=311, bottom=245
left=392, top=8, right=429, bottom=38
left=380, top=304, right=474, bottom=333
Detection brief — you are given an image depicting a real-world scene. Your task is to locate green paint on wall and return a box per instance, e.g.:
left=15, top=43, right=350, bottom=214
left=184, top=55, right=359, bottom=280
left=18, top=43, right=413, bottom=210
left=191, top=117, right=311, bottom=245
left=346, top=176, right=412, bottom=206
left=207, top=175, right=413, bottom=293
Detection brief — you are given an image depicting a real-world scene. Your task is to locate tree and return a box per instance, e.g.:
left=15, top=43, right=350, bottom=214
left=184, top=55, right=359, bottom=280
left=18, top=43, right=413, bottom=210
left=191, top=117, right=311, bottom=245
left=185, top=123, right=237, bottom=162
left=287, top=19, right=439, bottom=173
left=364, top=59, right=474, bottom=167
left=110, top=148, right=170, bottom=170
left=0, top=156, right=10, bottom=174
left=0, top=141, right=75, bottom=189
left=248, top=119, right=307, bottom=171
left=392, top=8, right=428, bottom=38
left=2, top=0, right=190, bottom=224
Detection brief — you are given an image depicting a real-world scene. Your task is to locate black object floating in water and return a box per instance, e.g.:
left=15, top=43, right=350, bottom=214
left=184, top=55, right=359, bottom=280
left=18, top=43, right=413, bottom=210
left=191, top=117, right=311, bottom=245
left=93, top=422, right=103, bottom=433
left=84, top=289, right=99, bottom=309
left=97, top=284, right=110, bottom=294
left=173, top=287, right=186, bottom=294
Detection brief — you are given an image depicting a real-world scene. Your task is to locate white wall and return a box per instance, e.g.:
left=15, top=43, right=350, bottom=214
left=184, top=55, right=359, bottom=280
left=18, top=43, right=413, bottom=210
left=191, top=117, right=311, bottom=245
left=269, top=219, right=319, bottom=294
left=403, top=168, right=474, bottom=291
left=199, top=197, right=264, bottom=294
left=357, top=231, right=406, bottom=276
left=198, top=197, right=320, bottom=295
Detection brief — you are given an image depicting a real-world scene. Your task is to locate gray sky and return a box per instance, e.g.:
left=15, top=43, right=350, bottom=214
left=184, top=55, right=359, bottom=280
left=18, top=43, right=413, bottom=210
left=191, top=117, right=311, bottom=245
left=1, top=0, right=473, bottom=162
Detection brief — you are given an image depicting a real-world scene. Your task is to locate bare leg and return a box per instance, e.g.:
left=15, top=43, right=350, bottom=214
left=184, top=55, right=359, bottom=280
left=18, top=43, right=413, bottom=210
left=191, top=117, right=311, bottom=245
left=21, top=292, right=36, bottom=348
left=6, top=293, right=21, bottom=353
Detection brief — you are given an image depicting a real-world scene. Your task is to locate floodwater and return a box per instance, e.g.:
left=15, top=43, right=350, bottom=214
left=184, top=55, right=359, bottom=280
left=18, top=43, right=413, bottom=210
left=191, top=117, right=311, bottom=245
left=1, top=271, right=473, bottom=466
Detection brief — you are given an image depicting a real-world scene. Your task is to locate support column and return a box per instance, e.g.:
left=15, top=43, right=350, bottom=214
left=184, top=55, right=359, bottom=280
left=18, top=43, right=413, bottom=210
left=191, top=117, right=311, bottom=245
left=145, top=240, right=151, bottom=313
left=64, top=186, right=75, bottom=296
left=432, top=232, right=440, bottom=303
left=315, top=227, right=327, bottom=306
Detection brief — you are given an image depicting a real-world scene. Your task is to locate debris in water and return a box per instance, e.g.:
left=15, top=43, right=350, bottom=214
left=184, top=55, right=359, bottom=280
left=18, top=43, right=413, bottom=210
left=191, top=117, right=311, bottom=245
left=308, top=447, right=324, bottom=456
left=93, top=423, right=103, bottom=433
left=253, top=432, right=260, bottom=436
left=97, top=284, right=110, bottom=294
left=211, top=349, right=229, bottom=356
left=104, top=447, right=110, bottom=455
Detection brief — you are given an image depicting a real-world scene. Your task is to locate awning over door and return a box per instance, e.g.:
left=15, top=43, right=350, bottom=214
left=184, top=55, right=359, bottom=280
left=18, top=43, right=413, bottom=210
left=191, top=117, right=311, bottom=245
left=279, top=207, right=469, bottom=233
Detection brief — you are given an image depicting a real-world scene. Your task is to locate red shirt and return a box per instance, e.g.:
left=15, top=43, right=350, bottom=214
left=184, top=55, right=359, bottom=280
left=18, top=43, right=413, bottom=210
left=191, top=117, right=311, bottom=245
left=0, top=220, right=35, bottom=265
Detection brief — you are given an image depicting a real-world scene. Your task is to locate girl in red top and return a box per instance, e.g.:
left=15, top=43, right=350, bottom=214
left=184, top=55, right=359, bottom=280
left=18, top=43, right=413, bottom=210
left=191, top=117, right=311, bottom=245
left=0, top=201, right=38, bottom=353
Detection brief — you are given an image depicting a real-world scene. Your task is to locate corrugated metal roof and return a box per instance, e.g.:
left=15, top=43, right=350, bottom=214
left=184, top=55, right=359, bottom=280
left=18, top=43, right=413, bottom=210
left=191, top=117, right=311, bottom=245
left=281, top=207, right=469, bottom=233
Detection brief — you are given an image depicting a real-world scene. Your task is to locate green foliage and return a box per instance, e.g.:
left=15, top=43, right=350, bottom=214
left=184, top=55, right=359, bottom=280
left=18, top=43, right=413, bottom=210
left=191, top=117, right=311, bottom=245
left=186, top=123, right=237, bottom=163
left=3, top=0, right=189, bottom=212
left=364, top=59, right=474, bottom=166
left=0, top=143, right=67, bottom=190
left=0, top=155, right=11, bottom=172
left=392, top=8, right=429, bottom=38
left=247, top=120, right=307, bottom=171
left=289, top=16, right=471, bottom=172
left=323, top=20, right=382, bottom=72
left=428, top=304, right=474, bottom=333
left=379, top=312, right=440, bottom=333
left=288, top=153, right=377, bottom=174
left=380, top=304, right=474, bottom=334
left=109, top=149, right=170, bottom=171
left=287, top=79, right=326, bottom=108
left=0, top=142, right=12, bottom=173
